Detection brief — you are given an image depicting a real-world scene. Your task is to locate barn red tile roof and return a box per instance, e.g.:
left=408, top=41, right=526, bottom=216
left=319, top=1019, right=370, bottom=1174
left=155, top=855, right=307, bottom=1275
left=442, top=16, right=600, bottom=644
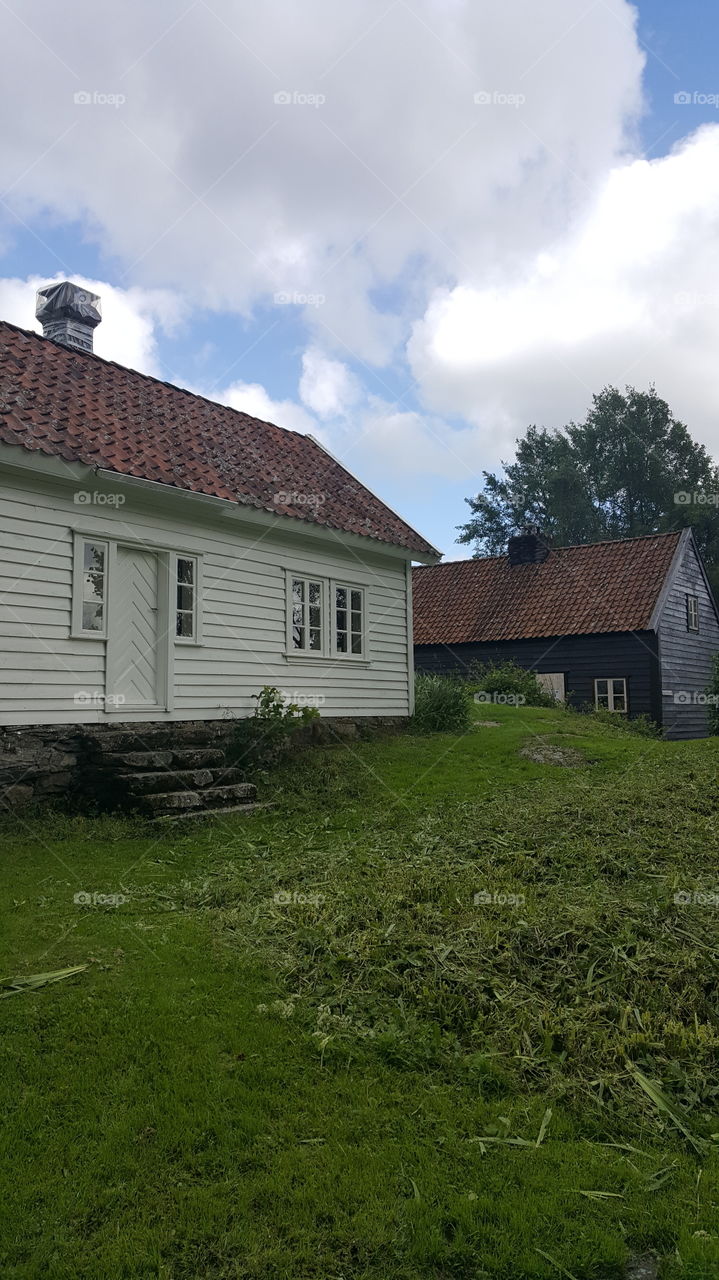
left=0, top=321, right=436, bottom=556
left=413, top=532, right=683, bottom=643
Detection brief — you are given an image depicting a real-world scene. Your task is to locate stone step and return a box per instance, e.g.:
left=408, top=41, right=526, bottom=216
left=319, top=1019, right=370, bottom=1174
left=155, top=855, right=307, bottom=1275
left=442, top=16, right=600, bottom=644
left=139, top=790, right=203, bottom=814
left=119, top=769, right=253, bottom=797
left=107, top=747, right=226, bottom=771
left=83, top=725, right=231, bottom=754
left=169, top=747, right=227, bottom=769
left=139, top=782, right=259, bottom=816
left=154, top=802, right=273, bottom=823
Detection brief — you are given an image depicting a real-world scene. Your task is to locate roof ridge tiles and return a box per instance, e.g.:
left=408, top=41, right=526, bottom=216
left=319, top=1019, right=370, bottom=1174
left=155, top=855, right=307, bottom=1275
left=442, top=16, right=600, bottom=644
left=0, top=319, right=436, bottom=555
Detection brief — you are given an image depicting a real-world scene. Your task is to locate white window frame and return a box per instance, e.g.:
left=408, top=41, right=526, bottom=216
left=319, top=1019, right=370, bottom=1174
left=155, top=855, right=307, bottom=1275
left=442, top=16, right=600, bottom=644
left=331, top=580, right=367, bottom=660
left=174, top=553, right=203, bottom=646
left=71, top=533, right=110, bottom=639
left=286, top=572, right=327, bottom=656
left=594, top=677, right=627, bottom=713
left=686, top=593, right=699, bottom=632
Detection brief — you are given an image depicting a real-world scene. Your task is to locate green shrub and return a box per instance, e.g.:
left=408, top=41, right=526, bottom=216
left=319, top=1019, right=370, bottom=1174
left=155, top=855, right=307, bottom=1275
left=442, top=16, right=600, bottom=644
left=468, top=660, right=556, bottom=708
left=229, top=686, right=320, bottom=771
left=706, top=653, right=719, bottom=735
left=412, top=674, right=471, bottom=734
left=575, top=704, right=662, bottom=738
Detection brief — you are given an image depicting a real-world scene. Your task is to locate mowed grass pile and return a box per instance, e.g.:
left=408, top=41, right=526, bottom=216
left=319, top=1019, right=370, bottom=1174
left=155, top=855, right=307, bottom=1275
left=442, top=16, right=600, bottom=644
left=1, top=704, right=719, bottom=1279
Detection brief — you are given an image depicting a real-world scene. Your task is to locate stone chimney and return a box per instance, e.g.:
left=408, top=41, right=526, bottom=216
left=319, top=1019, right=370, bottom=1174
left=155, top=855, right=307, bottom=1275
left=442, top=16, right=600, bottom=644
left=508, top=525, right=551, bottom=566
left=35, top=281, right=101, bottom=353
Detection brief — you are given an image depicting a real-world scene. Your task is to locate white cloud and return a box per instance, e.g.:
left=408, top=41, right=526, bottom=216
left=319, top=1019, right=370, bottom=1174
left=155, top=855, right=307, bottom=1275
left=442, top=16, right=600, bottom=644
left=340, top=399, right=480, bottom=482
left=409, top=126, right=719, bottom=456
left=0, top=273, right=184, bottom=375
left=0, top=0, right=644, bottom=363
left=299, top=348, right=360, bottom=417
left=6, top=0, right=719, bottom=504
left=220, top=380, right=317, bottom=435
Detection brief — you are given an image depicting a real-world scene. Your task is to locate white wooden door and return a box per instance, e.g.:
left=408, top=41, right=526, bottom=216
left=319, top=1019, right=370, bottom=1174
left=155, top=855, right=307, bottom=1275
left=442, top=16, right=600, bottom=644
left=107, top=547, right=162, bottom=710
left=537, top=672, right=566, bottom=702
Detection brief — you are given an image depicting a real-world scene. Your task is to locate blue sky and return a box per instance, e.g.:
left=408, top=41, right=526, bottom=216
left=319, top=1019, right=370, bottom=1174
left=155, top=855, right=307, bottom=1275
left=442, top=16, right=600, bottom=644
left=1, top=0, right=719, bottom=558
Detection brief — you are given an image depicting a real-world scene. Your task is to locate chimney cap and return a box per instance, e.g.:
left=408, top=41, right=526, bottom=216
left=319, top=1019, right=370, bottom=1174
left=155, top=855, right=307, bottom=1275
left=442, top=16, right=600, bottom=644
left=36, top=281, right=102, bottom=328
left=508, top=527, right=551, bottom=566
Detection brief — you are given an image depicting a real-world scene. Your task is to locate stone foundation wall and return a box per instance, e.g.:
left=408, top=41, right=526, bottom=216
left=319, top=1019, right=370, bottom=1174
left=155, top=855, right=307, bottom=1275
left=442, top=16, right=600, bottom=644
left=0, top=725, right=84, bottom=809
left=0, top=716, right=408, bottom=810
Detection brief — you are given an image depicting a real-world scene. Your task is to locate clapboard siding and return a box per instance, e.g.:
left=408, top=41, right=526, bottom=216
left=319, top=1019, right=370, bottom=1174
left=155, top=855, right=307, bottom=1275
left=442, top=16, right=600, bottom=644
left=657, top=537, right=719, bottom=739
left=0, top=468, right=412, bottom=725
left=415, top=631, right=661, bottom=721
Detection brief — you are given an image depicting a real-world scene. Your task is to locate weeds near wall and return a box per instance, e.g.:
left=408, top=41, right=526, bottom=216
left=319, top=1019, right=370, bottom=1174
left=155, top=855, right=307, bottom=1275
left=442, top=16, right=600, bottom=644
left=411, top=674, right=471, bottom=734
left=229, top=686, right=319, bottom=772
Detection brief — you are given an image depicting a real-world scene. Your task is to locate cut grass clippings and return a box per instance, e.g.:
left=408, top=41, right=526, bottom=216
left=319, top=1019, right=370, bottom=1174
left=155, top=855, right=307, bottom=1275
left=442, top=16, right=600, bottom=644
left=1, top=704, right=718, bottom=1278
left=0, top=965, right=88, bottom=998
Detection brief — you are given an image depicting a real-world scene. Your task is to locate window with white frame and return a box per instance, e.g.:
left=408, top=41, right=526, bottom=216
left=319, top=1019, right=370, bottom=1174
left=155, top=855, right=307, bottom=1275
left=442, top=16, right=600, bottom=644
left=176, top=556, right=197, bottom=640
left=291, top=576, right=323, bottom=651
left=334, top=583, right=364, bottom=655
left=686, top=593, right=699, bottom=632
left=75, top=538, right=108, bottom=635
left=594, top=678, right=627, bottom=712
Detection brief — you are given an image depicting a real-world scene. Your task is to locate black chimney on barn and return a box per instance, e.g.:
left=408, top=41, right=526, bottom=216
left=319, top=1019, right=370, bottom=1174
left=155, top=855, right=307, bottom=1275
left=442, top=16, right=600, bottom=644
left=508, top=525, right=551, bottom=566
left=36, top=281, right=101, bottom=354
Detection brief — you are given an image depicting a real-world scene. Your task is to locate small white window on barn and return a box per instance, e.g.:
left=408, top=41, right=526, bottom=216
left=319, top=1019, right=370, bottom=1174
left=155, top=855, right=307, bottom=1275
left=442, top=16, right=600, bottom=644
left=176, top=556, right=198, bottom=641
left=594, top=678, right=627, bottom=713
left=334, top=584, right=364, bottom=656
left=291, top=577, right=324, bottom=652
left=686, top=593, right=699, bottom=632
left=72, top=537, right=109, bottom=637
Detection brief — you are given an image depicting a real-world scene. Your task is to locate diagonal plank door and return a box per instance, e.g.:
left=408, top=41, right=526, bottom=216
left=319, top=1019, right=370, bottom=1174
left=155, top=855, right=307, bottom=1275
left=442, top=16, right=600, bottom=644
left=108, top=547, right=161, bottom=708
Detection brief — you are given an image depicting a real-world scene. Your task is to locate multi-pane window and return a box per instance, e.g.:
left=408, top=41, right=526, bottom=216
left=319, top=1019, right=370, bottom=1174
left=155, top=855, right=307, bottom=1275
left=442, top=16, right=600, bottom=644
left=176, top=557, right=196, bottom=639
left=686, top=593, right=699, bottom=632
left=81, top=541, right=107, bottom=633
left=292, top=577, right=323, bottom=651
left=335, top=584, right=363, bottom=655
left=595, top=678, right=627, bottom=712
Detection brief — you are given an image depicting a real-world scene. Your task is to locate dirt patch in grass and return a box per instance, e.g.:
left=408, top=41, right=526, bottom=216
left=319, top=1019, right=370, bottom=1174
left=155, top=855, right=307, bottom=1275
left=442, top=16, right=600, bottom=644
left=519, top=736, right=588, bottom=767
left=625, top=1255, right=659, bottom=1280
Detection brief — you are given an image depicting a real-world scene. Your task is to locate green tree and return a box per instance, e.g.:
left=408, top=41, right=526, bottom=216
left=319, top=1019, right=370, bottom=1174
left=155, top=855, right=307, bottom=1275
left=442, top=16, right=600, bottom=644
left=458, top=386, right=719, bottom=589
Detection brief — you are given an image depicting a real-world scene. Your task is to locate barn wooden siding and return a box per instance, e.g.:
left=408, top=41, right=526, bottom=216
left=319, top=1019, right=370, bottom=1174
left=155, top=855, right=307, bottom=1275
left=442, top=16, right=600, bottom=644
left=657, top=537, right=719, bottom=739
left=414, top=631, right=661, bottom=723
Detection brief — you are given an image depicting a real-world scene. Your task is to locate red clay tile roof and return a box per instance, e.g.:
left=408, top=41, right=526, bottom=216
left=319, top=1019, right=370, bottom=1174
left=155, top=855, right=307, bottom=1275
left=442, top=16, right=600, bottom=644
left=0, top=321, right=435, bottom=556
left=413, top=532, right=683, bottom=643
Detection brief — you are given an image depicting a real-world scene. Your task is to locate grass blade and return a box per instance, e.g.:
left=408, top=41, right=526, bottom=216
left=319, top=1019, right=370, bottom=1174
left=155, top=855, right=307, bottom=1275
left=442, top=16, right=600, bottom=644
left=535, top=1247, right=580, bottom=1279
left=628, top=1064, right=704, bottom=1153
left=0, top=965, right=88, bottom=998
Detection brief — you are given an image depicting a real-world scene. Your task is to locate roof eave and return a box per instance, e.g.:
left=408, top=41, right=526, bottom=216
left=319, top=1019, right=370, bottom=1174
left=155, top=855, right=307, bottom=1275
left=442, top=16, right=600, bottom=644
left=0, top=440, right=434, bottom=560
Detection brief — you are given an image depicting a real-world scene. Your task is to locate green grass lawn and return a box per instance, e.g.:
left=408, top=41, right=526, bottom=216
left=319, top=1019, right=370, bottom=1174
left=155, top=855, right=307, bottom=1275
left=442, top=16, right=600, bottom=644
left=2, top=705, right=719, bottom=1279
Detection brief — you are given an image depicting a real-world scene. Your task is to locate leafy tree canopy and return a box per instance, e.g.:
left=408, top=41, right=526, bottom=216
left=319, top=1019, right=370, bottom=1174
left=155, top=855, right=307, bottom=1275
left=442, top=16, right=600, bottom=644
left=458, top=386, right=719, bottom=588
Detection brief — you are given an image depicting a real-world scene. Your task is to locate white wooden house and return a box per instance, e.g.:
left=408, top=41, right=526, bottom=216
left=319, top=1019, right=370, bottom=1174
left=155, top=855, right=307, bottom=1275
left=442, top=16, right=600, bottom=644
left=0, top=283, right=438, bottom=734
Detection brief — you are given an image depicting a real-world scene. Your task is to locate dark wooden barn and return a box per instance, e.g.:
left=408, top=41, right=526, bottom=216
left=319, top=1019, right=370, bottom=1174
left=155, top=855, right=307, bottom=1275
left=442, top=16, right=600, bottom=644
left=413, top=529, right=719, bottom=739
